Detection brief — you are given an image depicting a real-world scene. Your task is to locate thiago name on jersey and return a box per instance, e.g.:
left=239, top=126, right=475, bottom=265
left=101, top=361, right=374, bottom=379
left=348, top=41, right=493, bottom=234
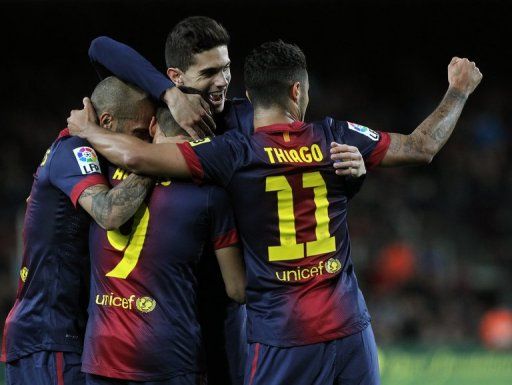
left=263, top=144, right=324, bottom=164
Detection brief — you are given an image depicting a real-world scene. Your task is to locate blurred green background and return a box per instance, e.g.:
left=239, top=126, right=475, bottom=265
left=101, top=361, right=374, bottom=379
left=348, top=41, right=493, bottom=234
left=378, top=346, right=512, bottom=385
left=1, top=346, right=511, bottom=385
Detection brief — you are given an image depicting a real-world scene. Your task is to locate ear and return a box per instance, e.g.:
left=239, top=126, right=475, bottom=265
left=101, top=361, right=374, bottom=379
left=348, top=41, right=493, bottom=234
left=149, top=116, right=157, bottom=138
left=98, top=112, right=113, bottom=129
left=290, top=82, right=301, bottom=103
left=167, top=67, right=184, bottom=86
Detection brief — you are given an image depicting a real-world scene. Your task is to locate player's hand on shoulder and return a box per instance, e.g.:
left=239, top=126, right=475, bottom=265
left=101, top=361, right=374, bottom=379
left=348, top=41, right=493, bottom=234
left=330, top=142, right=366, bottom=178
left=67, top=97, right=98, bottom=138
left=163, top=87, right=216, bottom=140
left=448, top=57, right=483, bottom=97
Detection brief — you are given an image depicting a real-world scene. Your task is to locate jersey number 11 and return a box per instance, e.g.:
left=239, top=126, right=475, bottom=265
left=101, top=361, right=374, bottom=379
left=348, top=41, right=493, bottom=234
left=266, top=171, right=336, bottom=262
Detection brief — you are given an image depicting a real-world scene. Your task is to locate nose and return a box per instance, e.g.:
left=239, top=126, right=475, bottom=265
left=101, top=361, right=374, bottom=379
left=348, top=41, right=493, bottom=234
left=215, top=70, right=229, bottom=88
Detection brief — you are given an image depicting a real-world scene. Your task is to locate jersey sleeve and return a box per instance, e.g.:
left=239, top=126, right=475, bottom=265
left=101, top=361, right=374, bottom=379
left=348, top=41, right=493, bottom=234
left=208, top=187, right=239, bottom=250
left=176, top=132, right=245, bottom=187
left=48, top=137, right=108, bottom=207
left=333, top=120, right=391, bottom=170
left=89, top=36, right=173, bottom=100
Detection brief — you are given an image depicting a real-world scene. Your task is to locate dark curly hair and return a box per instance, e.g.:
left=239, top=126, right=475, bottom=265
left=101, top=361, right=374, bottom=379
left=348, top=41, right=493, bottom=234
left=165, top=16, right=230, bottom=70
left=244, top=40, right=307, bottom=108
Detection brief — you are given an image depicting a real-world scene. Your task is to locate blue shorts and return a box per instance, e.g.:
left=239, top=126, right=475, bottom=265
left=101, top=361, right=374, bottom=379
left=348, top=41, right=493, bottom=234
left=85, top=373, right=207, bottom=385
left=245, top=324, right=380, bottom=385
left=5, top=351, right=84, bottom=385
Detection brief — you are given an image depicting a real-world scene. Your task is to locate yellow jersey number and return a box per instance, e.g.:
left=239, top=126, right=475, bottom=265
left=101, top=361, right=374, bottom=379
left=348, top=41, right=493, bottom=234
left=265, top=171, right=335, bottom=262
left=105, top=204, right=150, bottom=279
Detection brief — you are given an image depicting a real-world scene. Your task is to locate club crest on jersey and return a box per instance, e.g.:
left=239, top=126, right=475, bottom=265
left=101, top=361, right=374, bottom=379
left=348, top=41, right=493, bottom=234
left=136, top=296, right=157, bottom=313
left=347, top=122, right=379, bottom=141
left=325, top=258, right=342, bottom=274
left=73, top=146, right=102, bottom=175
left=189, top=137, right=211, bottom=147
left=20, top=267, right=29, bottom=282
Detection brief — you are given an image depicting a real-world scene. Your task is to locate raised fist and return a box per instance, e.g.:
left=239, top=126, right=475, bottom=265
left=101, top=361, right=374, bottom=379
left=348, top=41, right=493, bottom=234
left=448, top=57, right=483, bottom=97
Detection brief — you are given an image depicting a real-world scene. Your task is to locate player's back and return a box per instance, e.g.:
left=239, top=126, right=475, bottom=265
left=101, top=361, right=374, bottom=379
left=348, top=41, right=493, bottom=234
left=82, top=166, right=237, bottom=381
left=1, top=129, right=103, bottom=362
left=182, top=117, right=388, bottom=347
left=235, top=120, right=372, bottom=346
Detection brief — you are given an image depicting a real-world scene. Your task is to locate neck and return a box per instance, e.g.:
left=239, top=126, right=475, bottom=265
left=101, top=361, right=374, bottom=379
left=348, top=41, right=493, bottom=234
left=253, top=105, right=302, bottom=131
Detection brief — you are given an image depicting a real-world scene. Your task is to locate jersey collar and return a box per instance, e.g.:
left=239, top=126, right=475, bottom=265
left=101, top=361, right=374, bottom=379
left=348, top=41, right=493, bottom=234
left=255, top=121, right=305, bottom=133
left=57, top=128, right=70, bottom=139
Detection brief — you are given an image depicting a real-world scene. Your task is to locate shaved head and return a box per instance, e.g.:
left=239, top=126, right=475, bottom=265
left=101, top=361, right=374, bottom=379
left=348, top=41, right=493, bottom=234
left=91, top=76, right=152, bottom=121
left=90, top=77, right=155, bottom=140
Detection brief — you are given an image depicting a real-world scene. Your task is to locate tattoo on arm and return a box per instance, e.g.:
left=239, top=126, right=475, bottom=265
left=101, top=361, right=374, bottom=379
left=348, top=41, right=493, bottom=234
left=80, top=174, right=153, bottom=229
left=383, top=88, right=468, bottom=166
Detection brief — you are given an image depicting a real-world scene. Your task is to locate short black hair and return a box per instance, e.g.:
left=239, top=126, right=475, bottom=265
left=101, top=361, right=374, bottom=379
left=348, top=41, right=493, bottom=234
left=244, top=40, right=307, bottom=109
left=165, top=16, right=230, bottom=71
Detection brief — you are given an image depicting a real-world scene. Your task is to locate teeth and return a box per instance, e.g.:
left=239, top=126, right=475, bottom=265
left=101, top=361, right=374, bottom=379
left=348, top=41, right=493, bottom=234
left=209, top=92, right=224, bottom=103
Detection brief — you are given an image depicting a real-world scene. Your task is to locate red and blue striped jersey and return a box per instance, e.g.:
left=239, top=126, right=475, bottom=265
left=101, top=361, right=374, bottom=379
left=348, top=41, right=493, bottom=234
left=81, top=165, right=239, bottom=381
left=178, top=118, right=390, bottom=347
left=1, top=129, right=107, bottom=362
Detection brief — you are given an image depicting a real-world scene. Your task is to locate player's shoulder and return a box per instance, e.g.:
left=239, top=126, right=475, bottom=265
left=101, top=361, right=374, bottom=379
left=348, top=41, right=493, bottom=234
left=310, top=117, right=347, bottom=131
left=45, top=129, right=91, bottom=162
left=226, top=97, right=254, bottom=135
left=48, top=130, right=103, bottom=175
left=230, top=97, right=252, bottom=110
left=218, top=128, right=250, bottom=144
left=317, top=117, right=380, bottom=142
left=304, top=117, right=342, bottom=141
left=52, top=129, right=93, bottom=151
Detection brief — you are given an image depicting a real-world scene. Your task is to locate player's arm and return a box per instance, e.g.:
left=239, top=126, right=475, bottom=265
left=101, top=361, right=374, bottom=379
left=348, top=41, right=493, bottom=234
left=89, top=36, right=214, bottom=138
left=67, top=98, right=191, bottom=177
left=215, top=246, right=246, bottom=304
left=48, top=136, right=151, bottom=230
left=77, top=174, right=153, bottom=230
left=210, top=187, right=246, bottom=304
left=380, top=57, right=482, bottom=166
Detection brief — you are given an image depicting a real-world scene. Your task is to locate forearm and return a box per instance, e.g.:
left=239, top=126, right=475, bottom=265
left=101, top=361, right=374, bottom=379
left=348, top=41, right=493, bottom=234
left=81, top=126, right=145, bottom=171
left=81, top=126, right=190, bottom=178
left=216, top=247, right=246, bottom=304
left=382, top=87, right=468, bottom=166
left=81, top=174, right=153, bottom=230
left=89, top=36, right=174, bottom=100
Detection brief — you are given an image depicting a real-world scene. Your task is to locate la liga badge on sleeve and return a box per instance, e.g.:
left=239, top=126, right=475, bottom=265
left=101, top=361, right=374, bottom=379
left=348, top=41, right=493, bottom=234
left=73, top=146, right=102, bottom=175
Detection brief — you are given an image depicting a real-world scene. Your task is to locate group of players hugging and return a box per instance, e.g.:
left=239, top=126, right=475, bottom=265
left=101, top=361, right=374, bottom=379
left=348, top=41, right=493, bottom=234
left=1, top=15, right=481, bottom=385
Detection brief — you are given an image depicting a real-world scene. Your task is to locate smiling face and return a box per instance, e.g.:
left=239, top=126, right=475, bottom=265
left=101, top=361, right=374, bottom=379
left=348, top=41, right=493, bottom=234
left=168, top=45, right=231, bottom=114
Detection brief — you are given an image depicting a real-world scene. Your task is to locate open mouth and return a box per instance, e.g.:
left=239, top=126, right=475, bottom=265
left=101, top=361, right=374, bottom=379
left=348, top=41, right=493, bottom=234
left=208, top=90, right=225, bottom=104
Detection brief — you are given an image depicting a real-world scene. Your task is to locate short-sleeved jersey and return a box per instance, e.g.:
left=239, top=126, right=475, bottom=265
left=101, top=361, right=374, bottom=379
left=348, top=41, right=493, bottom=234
left=81, top=165, right=239, bottom=381
left=178, top=118, right=391, bottom=347
left=1, top=129, right=107, bottom=362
